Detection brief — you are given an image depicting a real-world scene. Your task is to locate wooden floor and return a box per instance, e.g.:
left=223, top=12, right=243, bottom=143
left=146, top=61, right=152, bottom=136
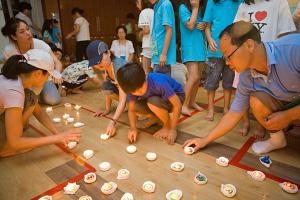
left=0, top=88, right=299, bottom=200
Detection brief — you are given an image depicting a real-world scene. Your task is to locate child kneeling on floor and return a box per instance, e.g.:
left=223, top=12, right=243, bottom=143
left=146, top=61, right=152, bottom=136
left=117, top=62, right=185, bottom=144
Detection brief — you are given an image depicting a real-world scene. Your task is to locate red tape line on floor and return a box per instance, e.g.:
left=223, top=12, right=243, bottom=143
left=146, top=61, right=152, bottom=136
left=31, top=169, right=95, bottom=200
left=230, top=136, right=256, bottom=164
left=29, top=125, right=96, bottom=199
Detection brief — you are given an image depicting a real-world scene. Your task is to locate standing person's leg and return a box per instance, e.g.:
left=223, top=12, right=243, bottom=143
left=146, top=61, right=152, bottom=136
left=142, top=48, right=152, bottom=74
left=250, top=92, right=288, bottom=154
left=204, top=57, right=222, bottom=121
left=182, top=61, right=200, bottom=116
left=190, top=62, right=205, bottom=111
left=40, top=81, right=61, bottom=106
left=75, top=41, right=81, bottom=62
left=82, top=40, right=90, bottom=60
left=222, top=59, right=234, bottom=114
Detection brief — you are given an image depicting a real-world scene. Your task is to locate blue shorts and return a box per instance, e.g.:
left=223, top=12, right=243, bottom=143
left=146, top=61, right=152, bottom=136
left=204, top=57, right=234, bottom=91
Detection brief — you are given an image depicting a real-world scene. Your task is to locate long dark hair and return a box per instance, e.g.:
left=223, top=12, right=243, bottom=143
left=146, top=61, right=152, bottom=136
left=1, top=55, right=47, bottom=80
left=1, top=18, right=28, bottom=41
left=42, top=19, right=53, bottom=35
left=181, top=0, right=208, bottom=18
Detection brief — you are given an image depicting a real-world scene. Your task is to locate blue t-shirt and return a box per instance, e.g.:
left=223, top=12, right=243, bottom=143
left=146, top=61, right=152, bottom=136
left=152, top=0, right=176, bottom=65
left=203, top=0, right=242, bottom=58
left=52, top=27, right=61, bottom=44
left=129, top=73, right=184, bottom=102
left=179, top=4, right=206, bottom=63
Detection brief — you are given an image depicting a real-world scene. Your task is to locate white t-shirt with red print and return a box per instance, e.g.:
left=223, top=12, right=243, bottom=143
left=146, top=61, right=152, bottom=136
left=232, top=0, right=296, bottom=88
left=234, top=0, right=296, bottom=41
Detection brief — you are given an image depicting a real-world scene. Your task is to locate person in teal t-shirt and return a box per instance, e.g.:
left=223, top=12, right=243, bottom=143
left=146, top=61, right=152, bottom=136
left=149, top=0, right=176, bottom=76
left=179, top=0, right=207, bottom=116
left=202, top=0, right=241, bottom=121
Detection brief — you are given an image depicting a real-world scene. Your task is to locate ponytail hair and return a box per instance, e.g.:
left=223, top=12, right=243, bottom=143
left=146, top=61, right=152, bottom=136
left=1, top=55, right=47, bottom=80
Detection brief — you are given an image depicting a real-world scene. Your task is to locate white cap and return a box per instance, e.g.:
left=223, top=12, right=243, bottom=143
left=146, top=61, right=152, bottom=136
left=23, top=49, right=61, bottom=79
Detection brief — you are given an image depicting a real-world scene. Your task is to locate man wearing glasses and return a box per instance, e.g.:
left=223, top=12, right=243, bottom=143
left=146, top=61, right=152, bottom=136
left=183, top=21, right=300, bottom=155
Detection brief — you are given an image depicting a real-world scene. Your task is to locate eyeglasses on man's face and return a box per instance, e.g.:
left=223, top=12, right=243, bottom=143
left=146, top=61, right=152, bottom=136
left=223, top=42, right=244, bottom=62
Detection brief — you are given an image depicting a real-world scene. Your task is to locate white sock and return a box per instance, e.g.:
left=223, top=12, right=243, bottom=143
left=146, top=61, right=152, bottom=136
left=252, top=130, right=287, bottom=154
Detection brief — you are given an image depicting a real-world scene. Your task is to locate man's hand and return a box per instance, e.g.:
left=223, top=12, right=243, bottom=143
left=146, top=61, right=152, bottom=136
left=106, top=121, right=117, bottom=137
left=265, top=111, right=291, bottom=131
left=182, top=138, right=208, bottom=153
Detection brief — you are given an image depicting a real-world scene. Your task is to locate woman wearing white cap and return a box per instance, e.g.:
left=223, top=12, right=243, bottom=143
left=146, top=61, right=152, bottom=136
left=0, top=49, right=80, bottom=157
left=1, top=18, right=63, bottom=106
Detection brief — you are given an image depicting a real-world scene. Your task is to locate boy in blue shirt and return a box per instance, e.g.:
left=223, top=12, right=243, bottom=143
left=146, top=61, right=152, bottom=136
left=203, top=0, right=241, bottom=121
left=149, top=0, right=176, bottom=76
left=117, top=62, right=185, bottom=144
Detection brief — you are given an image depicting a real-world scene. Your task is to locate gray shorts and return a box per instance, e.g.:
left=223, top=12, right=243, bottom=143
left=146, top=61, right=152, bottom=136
left=134, top=93, right=185, bottom=115
left=0, top=89, right=38, bottom=150
left=153, top=64, right=171, bottom=76
left=204, top=57, right=234, bottom=91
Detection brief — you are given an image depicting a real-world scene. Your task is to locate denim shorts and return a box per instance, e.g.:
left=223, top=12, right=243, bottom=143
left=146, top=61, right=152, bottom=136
left=204, top=57, right=234, bottom=91
left=153, top=64, right=171, bottom=76
left=101, top=80, right=119, bottom=95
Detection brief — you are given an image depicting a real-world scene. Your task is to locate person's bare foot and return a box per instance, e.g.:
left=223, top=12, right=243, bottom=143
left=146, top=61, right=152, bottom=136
left=205, top=108, right=214, bottom=121
left=71, top=88, right=83, bottom=94
left=253, top=124, right=266, bottom=139
left=140, top=117, right=160, bottom=129
left=181, top=105, right=194, bottom=116
left=223, top=108, right=229, bottom=115
left=238, top=122, right=250, bottom=136
left=191, top=103, right=205, bottom=112
left=153, top=128, right=169, bottom=139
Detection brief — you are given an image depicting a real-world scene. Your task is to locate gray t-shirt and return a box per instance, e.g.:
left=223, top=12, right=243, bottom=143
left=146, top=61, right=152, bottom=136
left=0, top=75, right=24, bottom=116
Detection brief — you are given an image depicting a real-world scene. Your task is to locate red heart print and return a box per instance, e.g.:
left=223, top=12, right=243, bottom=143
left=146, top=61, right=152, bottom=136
left=255, top=11, right=267, bottom=21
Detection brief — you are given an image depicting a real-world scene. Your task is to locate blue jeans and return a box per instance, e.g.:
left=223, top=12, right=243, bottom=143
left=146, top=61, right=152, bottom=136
left=40, top=81, right=61, bottom=105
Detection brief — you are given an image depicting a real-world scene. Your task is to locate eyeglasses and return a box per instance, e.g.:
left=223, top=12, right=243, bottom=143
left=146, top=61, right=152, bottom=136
left=223, top=42, right=244, bottom=62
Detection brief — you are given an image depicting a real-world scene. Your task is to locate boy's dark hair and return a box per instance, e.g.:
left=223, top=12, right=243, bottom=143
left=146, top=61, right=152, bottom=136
left=19, top=2, right=32, bottom=12
left=219, top=22, right=261, bottom=46
left=1, top=55, right=47, bottom=80
left=116, top=25, right=127, bottom=34
left=181, top=0, right=208, bottom=18
left=244, top=0, right=269, bottom=5
left=71, top=7, right=84, bottom=15
left=117, top=62, right=145, bottom=94
left=1, top=18, right=28, bottom=41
